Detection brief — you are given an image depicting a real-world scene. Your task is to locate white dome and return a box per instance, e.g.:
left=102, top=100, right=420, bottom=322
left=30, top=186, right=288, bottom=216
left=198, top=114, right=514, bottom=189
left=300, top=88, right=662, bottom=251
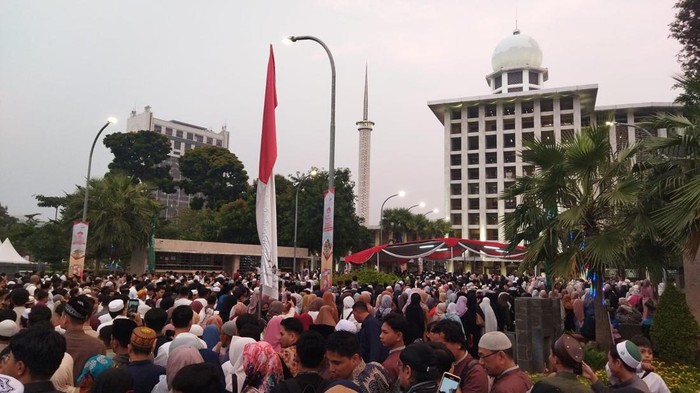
left=491, top=30, right=543, bottom=72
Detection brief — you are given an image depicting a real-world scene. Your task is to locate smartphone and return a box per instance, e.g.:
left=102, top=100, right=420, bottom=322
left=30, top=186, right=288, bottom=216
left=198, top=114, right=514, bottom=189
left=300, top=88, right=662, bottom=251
left=437, top=372, right=461, bottom=393
left=127, top=299, right=139, bottom=318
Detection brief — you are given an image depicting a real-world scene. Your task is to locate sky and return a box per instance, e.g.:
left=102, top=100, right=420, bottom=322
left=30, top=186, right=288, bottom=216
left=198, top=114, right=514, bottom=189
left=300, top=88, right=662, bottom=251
left=0, top=1, right=682, bottom=226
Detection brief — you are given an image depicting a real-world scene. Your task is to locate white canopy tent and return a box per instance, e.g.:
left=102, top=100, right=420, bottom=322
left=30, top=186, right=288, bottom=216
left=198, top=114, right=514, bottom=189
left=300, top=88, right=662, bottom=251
left=0, top=238, right=30, bottom=264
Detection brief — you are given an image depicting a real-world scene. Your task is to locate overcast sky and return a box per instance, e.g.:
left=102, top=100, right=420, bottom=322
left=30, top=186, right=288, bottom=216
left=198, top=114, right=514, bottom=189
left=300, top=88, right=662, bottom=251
left=0, top=1, right=681, bottom=226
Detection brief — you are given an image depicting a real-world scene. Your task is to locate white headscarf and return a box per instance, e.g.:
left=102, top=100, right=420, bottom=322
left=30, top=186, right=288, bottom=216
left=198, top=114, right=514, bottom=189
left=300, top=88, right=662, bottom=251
left=480, top=297, right=498, bottom=333
left=228, top=337, right=255, bottom=393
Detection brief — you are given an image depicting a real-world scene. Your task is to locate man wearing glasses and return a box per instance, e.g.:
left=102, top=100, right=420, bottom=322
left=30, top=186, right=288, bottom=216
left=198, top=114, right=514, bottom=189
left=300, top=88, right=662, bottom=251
left=478, top=331, right=532, bottom=393
left=3, top=328, right=66, bottom=393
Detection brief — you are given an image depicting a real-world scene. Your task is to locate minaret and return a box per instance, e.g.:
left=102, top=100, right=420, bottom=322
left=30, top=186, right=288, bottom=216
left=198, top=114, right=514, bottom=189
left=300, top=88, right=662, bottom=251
left=356, top=65, right=374, bottom=226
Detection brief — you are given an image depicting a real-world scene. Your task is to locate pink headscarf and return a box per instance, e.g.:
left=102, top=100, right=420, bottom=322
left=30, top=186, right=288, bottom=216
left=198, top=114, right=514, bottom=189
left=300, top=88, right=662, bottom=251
left=456, top=296, right=468, bottom=317
left=166, top=345, right=203, bottom=389
left=263, top=315, right=283, bottom=352
left=242, top=341, right=284, bottom=392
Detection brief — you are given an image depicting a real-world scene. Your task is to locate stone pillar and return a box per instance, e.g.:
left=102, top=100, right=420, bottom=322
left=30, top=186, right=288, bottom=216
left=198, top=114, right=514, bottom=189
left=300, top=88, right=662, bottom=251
left=514, top=297, right=562, bottom=373
left=129, top=247, right=147, bottom=274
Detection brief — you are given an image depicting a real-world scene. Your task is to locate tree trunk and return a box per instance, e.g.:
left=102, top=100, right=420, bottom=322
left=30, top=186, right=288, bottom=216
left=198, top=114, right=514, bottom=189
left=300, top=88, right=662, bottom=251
left=683, top=247, right=700, bottom=327
left=130, top=247, right=148, bottom=274
left=594, top=269, right=614, bottom=349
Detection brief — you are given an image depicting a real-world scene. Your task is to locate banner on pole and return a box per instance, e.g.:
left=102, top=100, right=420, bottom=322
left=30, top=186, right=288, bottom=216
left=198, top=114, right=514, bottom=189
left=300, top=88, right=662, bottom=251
left=320, top=189, right=334, bottom=290
left=68, top=221, right=89, bottom=279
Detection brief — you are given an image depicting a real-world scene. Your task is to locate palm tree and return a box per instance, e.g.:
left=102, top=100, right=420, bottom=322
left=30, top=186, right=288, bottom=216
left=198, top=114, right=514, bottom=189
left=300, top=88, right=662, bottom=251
left=636, top=74, right=700, bottom=324
left=502, top=124, right=643, bottom=348
left=64, top=174, right=162, bottom=272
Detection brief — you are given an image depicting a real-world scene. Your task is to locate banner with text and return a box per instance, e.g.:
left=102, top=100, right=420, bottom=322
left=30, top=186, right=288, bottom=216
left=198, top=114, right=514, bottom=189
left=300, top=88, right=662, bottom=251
left=320, top=189, right=334, bottom=290
left=68, top=221, right=89, bottom=279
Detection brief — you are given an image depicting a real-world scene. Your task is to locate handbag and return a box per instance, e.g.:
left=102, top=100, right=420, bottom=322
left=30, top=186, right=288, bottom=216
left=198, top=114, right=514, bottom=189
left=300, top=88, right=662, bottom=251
left=476, top=312, right=485, bottom=327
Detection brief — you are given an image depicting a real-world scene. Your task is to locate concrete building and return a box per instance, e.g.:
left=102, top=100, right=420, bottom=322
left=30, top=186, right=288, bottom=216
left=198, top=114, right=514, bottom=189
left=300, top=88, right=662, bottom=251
left=356, top=65, right=374, bottom=226
left=126, top=106, right=230, bottom=219
left=428, top=28, right=679, bottom=274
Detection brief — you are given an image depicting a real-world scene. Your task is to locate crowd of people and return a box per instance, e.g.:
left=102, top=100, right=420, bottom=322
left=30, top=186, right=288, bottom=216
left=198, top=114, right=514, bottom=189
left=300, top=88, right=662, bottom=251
left=0, top=269, right=671, bottom=393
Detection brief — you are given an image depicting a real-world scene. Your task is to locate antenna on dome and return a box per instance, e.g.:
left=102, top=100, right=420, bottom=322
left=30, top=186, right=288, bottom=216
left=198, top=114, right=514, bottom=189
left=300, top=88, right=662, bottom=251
left=514, top=8, right=520, bottom=35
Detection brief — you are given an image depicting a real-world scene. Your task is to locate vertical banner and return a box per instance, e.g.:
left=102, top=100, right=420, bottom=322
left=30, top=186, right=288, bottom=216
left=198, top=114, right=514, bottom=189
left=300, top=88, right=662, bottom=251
left=147, top=216, right=156, bottom=272
left=69, top=221, right=89, bottom=279
left=320, top=189, right=334, bottom=290
left=256, top=44, right=280, bottom=300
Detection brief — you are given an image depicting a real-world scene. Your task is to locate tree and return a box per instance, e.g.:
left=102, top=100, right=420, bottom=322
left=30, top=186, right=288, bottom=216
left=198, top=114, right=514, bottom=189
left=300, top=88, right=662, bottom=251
left=502, top=125, right=643, bottom=348
left=35, top=194, right=67, bottom=221
left=62, top=174, right=161, bottom=269
left=0, top=204, right=18, bottom=235
left=669, top=0, right=700, bottom=78
left=103, top=131, right=175, bottom=193
left=179, top=145, right=250, bottom=210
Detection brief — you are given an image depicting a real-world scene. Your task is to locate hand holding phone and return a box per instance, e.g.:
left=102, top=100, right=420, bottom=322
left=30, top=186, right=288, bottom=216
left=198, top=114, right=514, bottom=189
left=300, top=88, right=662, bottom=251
left=127, top=299, right=139, bottom=318
left=437, top=372, right=460, bottom=393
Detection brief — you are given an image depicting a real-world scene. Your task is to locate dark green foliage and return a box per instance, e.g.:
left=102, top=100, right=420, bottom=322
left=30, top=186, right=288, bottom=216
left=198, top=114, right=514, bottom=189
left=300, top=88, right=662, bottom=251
left=650, top=284, right=700, bottom=363
left=336, top=268, right=400, bottom=287
left=103, top=131, right=175, bottom=193
left=582, top=342, right=608, bottom=370
left=670, top=0, right=700, bottom=78
left=178, top=145, right=250, bottom=210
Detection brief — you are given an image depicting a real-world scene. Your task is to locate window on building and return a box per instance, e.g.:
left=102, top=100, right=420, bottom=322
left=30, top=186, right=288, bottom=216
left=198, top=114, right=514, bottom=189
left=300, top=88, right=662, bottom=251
left=451, top=108, right=462, bottom=120
left=508, top=71, right=523, bottom=84
left=542, top=130, right=555, bottom=143
left=451, top=214, right=462, bottom=225
left=485, top=120, right=497, bottom=131
left=503, top=151, right=516, bottom=163
left=615, top=113, right=628, bottom=124
left=487, top=229, right=499, bottom=240
left=451, top=169, right=462, bottom=181
left=560, top=96, right=574, bottom=110
left=451, top=154, right=461, bottom=166
left=486, top=182, right=498, bottom=194
left=509, top=87, right=523, bottom=92
left=154, top=125, right=162, bottom=133
left=504, top=181, right=515, bottom=190
left=529, top=71, right=539, bottom=84
left=486, top=135, right=497, bottom=149
left=206, top=137, right=212, bottom=144
left=504, top=119, right=515, bottom=130
left=166, top=128, right=173, bottom=136
left=451, top=137, right=461, bottom=151
left=468, top=136, right=479, bottom=150
left=468, top=183, right=479, bottom=194
left=468, top=122, right=479, bottom=133
left=176, top=130, right=183, bottom=138
left=467, top=106, right=479, bottom=118
left=521, top=117, right=534, bottom=129
left=523, top=131, right=535, bottom=142
left=468, top=229, right=480, bottom=239
left=485, top=104, right=497, bottom=117
left=486, top=167, right=497, bottom=179
left=561, top=113, right=574, bottom=126
left=540, top=99, right=554, bottom=112
left=467, top=153, right=479, bottom=165
left=503, top=103, right=515, bottom=116
left=486, top=213, right=499, bottom=225
left=468, top=199, right=480, bottom=210
left=495, top=75, right=502, bottom=89
left=581, top=117, right=591, bottom=127
left=504, top=166, right=515, bottom=180
left=216, top=140, right=222, bottom=147
left=174, top=141, right=181, bottom=149
left=523, top=166, right=535, bottom=176
left=485, top=152, right=497, bottom=164
left=194, top=135, right=202, bottom=143
left=468, top=214, right=480, bottom=225
left=522, top=101, right=534, bottom=114
left=505, top=199, right=517, bottom=209
left=616, top=126, right=629, bottom=150
left=451, top=123, right=461, bottom=134
left=451, top=184, right=462, bottom=196
left=186, top=133, right=194, bottom=141
left=541, top=115, right=554, bottom=127
left=450, top=199, right=462, bottom=211
left=562, top=129, right=575, bottom=142
left=504, top=133, right=516, bottom=148
left=185, top=143, right=191, bottom=151
left=467, top=168, right=479, bottom=179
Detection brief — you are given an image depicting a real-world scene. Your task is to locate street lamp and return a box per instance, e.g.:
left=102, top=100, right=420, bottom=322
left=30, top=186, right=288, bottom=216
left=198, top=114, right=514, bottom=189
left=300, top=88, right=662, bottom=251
left=407, top=202, right=426, bottom=212
left=379, top=191, right=406, bottom=245
left=83, top=117, right=117, bottom=222
left=293, top=170, right=317, bottom=274
left=605, top=121, right=655, bottom=139
left=423, top=208, right=439, bottom=217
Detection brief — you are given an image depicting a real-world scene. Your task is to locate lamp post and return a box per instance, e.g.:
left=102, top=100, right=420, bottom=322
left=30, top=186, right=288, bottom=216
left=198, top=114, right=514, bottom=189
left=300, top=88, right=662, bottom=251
left=605, top=121, right=655, bottom=139
left=379, top=191, right=406, bottom=245
left=407, top=202, right=425, bottom=212
left=423, top=208, right=439, bottom=217
left=293, top=170, right=317, bottom=274
left=83, top=118, right=117, bottom=222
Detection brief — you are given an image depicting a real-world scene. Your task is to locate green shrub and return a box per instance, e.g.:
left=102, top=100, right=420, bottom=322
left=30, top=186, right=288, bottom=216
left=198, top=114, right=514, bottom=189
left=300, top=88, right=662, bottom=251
left=650, top=284, right=700, bottom=363
left=582, top=342, right=608, bottom=370
left=336, top=268, right=401, bottom=287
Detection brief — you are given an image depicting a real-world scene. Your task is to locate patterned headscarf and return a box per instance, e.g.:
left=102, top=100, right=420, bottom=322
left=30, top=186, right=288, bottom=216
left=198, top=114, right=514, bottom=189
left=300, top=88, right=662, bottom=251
left=242, top=341, right=284, bottom=392
left=77, top=354, right=113, bottom=386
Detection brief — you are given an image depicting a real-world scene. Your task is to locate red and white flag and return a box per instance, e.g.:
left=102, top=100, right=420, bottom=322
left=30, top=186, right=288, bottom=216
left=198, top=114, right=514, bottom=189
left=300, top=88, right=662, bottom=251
left=256, top=45, right=279, bottom=299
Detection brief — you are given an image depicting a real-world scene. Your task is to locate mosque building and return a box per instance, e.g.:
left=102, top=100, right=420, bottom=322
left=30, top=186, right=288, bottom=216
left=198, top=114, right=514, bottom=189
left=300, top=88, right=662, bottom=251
left=428, top=28, right=678, bottom=273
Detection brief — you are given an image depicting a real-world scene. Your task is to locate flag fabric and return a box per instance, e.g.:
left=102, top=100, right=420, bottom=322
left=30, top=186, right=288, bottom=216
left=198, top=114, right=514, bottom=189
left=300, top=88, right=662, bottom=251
left=256, top=44, right=280, bottom=300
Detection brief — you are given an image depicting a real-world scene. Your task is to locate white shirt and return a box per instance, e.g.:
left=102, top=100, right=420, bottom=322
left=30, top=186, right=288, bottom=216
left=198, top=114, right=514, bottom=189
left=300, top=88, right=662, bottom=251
left=154, top=337, right=208, bottom=367
left=638, top=370, right=671, bottom=393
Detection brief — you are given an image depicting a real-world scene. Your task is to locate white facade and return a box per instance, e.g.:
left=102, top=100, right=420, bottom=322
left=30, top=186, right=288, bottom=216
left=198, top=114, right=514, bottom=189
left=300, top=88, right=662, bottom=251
left=126, top=106, right=230, bottom=219
left=428, top=29, right=678, bottom=273
left=356, top=67, right=374, bottom=226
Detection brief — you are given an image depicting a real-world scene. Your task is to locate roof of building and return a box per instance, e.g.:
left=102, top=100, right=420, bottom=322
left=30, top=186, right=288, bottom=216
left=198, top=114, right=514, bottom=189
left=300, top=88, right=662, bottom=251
left=491, top=29, right=543, bottom=72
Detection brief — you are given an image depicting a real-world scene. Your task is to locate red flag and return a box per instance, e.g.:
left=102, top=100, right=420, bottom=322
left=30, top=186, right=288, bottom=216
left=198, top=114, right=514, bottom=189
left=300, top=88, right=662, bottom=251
left=259, top=45, right=277, bottom=184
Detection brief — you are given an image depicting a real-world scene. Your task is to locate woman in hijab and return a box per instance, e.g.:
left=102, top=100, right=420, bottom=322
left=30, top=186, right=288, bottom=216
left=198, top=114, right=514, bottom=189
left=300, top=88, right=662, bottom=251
left=152, top=345, right=203, bottom=393
left=240, top=341, right=284, bottom=393
left=444, top=303, right=465, bottom=334
left=376, top=294, right=394, bottom=320
left=432, top=303, right=446, bottom=323
left=479, top=297, right=498, bottom=333
left=455, top=296, right=468, bottom=317
left=404, top=293, right=426, bottom=343
left=230, top=302, right=248, bottom=322
left=297, top=313, right=313, bottom=331
left=201, top=324, right=220, bottom=350
left=310, top=305, right=337, bottom=338
left=76, top=355, right=113, bottom=393
left=461, top=291, right=484, bottom=359
left=263, top=314, right=283, bottom=352
left=323, top=291, right=339, bottom=323
left=291, top=293, right=304, bottom=315
left=225, top=337, right=255, bottom=393
left=90, top=368, right=134, bottom=393
left=307, top=298, right=324, bottom=322
left=341, top=296, right=361, bottom=331
left=496, top=292, right=512, bottom=331
left=302, top=294, right=317, bottom=314
left=572, top=292, right=584, bottom=329
left=267, top=301, right=285, bottom=321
